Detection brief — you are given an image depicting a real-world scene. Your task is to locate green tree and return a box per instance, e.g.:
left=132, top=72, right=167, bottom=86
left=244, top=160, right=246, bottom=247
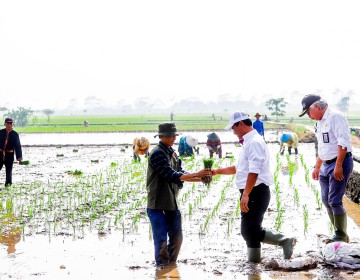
left=6, top=107, right=33, bottom=127
left=265, top=98, right=287, bottom=121
left=42, top=109, right=55, bottom=122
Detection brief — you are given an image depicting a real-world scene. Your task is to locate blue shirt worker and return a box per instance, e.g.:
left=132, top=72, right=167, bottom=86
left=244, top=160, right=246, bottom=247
left=178, top=135, right=198, bottom=157
left=299, top=94, right=353, bottom=243
left=253, top=112, right=265, bottom=138
left=279, top=132, right=299, bottom=155
left=0, top=117, right=23, bottom=187
left=146, top=123, right=207, bottom=266
left=209, top=111, right=296, bottom=263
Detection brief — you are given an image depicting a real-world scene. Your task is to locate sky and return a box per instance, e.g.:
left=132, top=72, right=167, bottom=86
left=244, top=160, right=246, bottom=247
left=1, top=0, right=360, bottom=111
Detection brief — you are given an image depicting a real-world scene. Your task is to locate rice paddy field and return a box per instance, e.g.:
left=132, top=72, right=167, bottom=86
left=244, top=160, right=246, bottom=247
left=1, top=129, right=360, bottom=279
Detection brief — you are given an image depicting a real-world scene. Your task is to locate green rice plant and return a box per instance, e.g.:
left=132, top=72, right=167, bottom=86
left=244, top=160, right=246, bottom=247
left=275, top=208, right=284, bottom=231
left=303, top=204, right=309, bottom=235
left=188, top=203, right=193, bottom=217
left=293, top=187, right=300, bottom=207
left=313, top=188, right=322, bottom=210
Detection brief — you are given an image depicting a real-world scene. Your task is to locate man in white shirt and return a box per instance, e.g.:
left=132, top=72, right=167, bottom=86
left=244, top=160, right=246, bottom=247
left=299, top=94, right=353, bottom=243
left=210, top=111, right=296, bottom=263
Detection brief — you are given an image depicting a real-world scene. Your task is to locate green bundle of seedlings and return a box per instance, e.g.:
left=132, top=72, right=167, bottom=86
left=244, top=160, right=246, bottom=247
left=21, top=160, right=30, bottom=165
left=202, top=158, right=214, bottom=185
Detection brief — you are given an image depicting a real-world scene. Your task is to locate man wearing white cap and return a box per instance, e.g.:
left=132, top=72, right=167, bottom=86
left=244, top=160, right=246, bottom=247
left=210, top=112, right=296, bottom=263
left=299, top=94, right=353, bottom=243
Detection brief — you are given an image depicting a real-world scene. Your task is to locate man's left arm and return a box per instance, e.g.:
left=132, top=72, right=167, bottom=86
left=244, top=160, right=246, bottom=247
left=241, top=173, right=258, bottom=213
left=14, top=132, right=23, bottom=162
left=332, top=114, right=352, bottom=181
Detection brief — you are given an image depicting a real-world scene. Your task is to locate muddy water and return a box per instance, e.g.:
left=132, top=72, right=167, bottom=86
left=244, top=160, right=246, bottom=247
left=1, top=133, right=360, bottom=280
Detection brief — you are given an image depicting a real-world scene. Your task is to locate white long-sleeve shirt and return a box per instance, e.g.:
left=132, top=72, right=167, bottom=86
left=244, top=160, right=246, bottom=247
left=235, top=129, right=273, bottom=190
left=316, top=108, right=352, bottom=161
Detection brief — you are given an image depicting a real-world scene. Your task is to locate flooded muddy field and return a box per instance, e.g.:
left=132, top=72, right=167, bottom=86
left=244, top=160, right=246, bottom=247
left=1, top=133, right=360, bottom=280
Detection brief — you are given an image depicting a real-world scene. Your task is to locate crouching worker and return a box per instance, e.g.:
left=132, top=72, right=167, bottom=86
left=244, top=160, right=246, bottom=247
left=133, top=137, right=150, bottom=162
left=206, top=132, right=222, bottom=158
left=147, top=123, right=207, bottom=266
left=279, top=132, right=299, bottom=155
left=210, top=111, right=296, bottom=263
left=178, top=135, right=198, bottom=157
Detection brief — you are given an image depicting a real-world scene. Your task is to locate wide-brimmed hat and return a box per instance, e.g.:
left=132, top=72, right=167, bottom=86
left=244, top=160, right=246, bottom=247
left=185, top=135, right=198, bottom=147
left=154, top=123, right=179, bottom=137
left=224, top=111, right=250, bottom=130
left=254, top=112, right=261, bottom=117
left=299, top=94, right=321, bottom=117
left=4, top=117, right=13, bottom=124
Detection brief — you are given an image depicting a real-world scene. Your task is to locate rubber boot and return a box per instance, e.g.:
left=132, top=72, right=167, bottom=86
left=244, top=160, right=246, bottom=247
left=262, top=231, right=296, bottom=259
left=333, top=214, right=349, bottom=242
left=247, top=247, right=261, bottom=263
left=294, top=148, right=298, bottom=155
left=327, top=212, right=334, bottom=227
left=288, top=147, right=292, bottom=155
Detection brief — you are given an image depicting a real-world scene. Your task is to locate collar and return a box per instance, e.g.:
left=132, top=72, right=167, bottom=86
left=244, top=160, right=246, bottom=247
left=321, top=107, right=331, bottom=121
left=158, top=141, right=174, bottom=154
left=242, top=129, right=258, bottom=142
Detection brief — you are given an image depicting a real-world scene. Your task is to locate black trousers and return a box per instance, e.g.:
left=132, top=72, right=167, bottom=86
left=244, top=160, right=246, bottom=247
left=240, top=184, right=270, bottom=248
left=0, top=158, right=14, bottom=186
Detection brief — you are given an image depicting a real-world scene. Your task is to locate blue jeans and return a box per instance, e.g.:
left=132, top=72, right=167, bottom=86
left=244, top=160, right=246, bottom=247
left=147, top=209, right=183, bottom=266
left=319, top=156, right=353, bottom=215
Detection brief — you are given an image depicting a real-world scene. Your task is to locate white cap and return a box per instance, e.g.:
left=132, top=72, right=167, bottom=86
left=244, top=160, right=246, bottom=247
left=224, top=111, right=250, bottom=130
left=185, top=135, right=198, bottom=147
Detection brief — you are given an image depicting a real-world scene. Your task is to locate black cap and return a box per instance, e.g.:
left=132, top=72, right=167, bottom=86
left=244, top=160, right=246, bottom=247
left=154, top=123, right=179, bottom=137
left=4, top=117, right=14, bottom=124
left=299, top=94, right=321, bottom=117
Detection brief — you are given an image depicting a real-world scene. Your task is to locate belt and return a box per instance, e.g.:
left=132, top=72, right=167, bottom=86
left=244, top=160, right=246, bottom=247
left=325, top=152, right=352, bottom=164
left=0, top=149, right=14, bottom=153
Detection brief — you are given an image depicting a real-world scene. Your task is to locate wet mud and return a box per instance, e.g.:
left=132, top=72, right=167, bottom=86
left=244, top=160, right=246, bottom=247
left=1, top=140, right=360, bottom=280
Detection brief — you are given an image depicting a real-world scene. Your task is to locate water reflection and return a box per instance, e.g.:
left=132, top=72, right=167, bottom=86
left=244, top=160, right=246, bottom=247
left=156, top=264, right=180, bottom=279
left=0, top=211, right=22, bottom=254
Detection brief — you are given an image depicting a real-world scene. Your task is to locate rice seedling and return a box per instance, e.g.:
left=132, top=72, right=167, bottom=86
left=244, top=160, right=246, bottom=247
left=293, top=187, right=300, bottom=207
left=303, top=204, right=309, bottom=235
left=275, top=208, right=284, bottom=231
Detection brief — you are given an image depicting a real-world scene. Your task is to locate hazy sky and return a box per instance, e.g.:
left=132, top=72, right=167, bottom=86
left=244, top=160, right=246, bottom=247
left=1, top=0, right=359, bottom=111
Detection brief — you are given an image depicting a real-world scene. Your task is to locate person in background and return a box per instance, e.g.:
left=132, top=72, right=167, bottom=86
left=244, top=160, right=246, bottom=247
left=299, top=94, right=353, bottom=243
left=178, top=135, right=198, bottom=157
left=209, top=111, right=296, bottom=263
left=206, top=132, right=222, bottom=158
left=146, top=123, right=207, bottom=266
left=279, top=132, right=299, bottom=155
left=253, top=112, right=265, bottom=139
left=133, top=136, right=150, bottom=162
left=0, top=117, right=23, bottom=187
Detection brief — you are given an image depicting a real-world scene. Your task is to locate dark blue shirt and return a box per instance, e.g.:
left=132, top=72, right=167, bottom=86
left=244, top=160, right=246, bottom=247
left=150, top=141, right=186, bottom=186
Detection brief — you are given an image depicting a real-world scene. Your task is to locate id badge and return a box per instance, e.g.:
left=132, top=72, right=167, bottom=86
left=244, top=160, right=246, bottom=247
left=322, top=132, right=329, bottom=143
